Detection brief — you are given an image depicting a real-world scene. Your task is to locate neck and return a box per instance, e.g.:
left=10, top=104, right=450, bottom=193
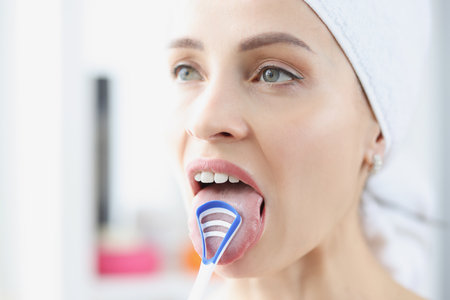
left=218, top=207, right=407, bottom=300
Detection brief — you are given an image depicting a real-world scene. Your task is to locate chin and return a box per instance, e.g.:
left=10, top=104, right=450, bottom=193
left=215, top=260, right=261, bottom=279
left=214, top=246, right=277, bottom=279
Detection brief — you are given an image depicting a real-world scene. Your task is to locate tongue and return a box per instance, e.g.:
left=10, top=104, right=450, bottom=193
left=188, top=182, right=264, bottom=265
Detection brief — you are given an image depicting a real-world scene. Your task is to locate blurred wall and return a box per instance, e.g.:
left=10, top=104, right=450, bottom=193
left=0, top=0, right=17, bottom=298
left=437, top=0, right=450, bottom=299
left=0, top=0, right=63, bottom=299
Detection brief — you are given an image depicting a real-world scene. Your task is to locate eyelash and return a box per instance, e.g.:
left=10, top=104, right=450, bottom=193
left=172, top=63, right=304, bottom=84
left=253, top=64, right=303, bottom=84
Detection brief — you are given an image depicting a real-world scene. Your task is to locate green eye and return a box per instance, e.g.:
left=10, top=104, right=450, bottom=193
left=259, top=67, right=302, bottom=83
left=174, top=65, right=203, bottom=81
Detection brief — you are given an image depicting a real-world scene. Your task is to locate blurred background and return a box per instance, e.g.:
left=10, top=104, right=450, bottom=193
left=0, top=0, right=448, bottom=299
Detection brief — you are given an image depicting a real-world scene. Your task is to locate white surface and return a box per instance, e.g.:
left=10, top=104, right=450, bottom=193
left=61, top=0, right=96, bottom=299
left=0, top=0, right=17, bottom=298
left=94, top=273, right=196, bottom=300
left=435, top=1, right=450, bottom=299
left=0, top=0, right=63, bottom=299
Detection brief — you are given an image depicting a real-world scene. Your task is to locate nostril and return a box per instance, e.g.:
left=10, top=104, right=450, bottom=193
left=220, top=132, right=232, bottom=137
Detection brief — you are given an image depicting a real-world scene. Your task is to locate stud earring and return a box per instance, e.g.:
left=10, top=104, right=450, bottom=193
left=371, top=154, right=383, bottom=173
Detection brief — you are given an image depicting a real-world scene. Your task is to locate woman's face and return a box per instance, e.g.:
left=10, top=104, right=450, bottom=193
left=166, top=0, right=377, bottom=277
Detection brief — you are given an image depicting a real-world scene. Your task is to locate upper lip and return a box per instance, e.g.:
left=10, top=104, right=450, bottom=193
left=185, top=158, right=263, bottom=197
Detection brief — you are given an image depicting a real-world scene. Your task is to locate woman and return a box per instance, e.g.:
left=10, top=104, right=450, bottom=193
left=165, top=0, right=431, bottom=299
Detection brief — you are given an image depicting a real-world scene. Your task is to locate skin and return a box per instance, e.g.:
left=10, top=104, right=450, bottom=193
left=165, top=0, right=423, bottom=299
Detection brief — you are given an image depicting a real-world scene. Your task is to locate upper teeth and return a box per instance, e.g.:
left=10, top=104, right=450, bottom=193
left=194, top=171, right=240, bottom=184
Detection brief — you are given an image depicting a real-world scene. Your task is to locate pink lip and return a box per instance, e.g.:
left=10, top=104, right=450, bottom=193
left=185, top=158, right=263, bottom=197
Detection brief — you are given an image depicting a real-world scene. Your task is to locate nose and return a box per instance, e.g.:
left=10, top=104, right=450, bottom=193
left=185, top=79, right=249, bottom=143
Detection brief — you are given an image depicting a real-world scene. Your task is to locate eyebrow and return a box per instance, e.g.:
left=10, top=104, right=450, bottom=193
left=239, top=32, right=312, bottom=52
left=168, top=38, right=204, bottom=50
left=168, top=32, right=313, bottom=53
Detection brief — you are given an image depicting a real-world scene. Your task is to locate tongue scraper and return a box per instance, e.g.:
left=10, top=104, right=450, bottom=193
left=188, top=200, right=242, bottom=300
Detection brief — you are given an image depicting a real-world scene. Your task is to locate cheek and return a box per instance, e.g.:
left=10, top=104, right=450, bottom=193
left=166, top=86, right=196, bottom=163
left=255, top=103, right=362, bottom=259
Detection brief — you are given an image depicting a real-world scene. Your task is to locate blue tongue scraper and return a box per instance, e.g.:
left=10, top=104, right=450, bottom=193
left=188, top=200, right=242, bottom=300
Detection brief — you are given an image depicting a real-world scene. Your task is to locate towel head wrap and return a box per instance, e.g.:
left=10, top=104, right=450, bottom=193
left=303, top=0, right=431, bottom=157
left=302, top=0, right=433, bottom=297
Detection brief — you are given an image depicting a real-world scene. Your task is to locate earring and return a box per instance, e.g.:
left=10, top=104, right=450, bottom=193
left=371, top=154, right=383, bottom=173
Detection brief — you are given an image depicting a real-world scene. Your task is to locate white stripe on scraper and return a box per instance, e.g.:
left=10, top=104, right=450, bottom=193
left=204, top=231, right=226, bottom=238
left=201, top=220, right=232, bottom=230
left=199, top=207, right=236, bottom=221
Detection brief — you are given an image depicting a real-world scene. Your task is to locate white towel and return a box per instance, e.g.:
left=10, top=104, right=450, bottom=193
left=303, top=0, right=434, bottom=297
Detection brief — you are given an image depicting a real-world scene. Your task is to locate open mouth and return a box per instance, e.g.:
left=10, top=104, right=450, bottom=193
left=188, top=167, right=265, bottom=219
left=186, top=158, right=266, bottom=265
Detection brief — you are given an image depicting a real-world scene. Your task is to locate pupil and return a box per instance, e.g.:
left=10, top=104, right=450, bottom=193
left=182, top=69, right=190, bottom=79
left=263, top=68, right=279, bottom=82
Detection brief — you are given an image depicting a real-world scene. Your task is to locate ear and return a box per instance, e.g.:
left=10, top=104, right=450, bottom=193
left=363, top=124, right=386, bottom=170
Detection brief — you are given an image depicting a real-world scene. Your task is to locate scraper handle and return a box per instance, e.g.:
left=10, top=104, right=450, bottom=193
left=188, top=262, right=216, bottom=300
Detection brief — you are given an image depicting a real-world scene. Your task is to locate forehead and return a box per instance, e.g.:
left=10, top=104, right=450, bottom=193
left=169, top=0, right=333, bottom=53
